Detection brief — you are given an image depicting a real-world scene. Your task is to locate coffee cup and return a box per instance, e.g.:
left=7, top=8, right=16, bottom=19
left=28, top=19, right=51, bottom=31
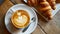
left=11, top=10, right=30, bottom=28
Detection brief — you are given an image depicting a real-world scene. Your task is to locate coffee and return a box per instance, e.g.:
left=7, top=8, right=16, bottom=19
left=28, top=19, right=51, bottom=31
left=11, top=10, right=30, bottom=28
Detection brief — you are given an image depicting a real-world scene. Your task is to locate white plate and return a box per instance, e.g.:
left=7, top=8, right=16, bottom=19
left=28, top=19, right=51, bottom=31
left=5, top=4, right=38, bottom=34
left=52, top=4, right=60, bottom=16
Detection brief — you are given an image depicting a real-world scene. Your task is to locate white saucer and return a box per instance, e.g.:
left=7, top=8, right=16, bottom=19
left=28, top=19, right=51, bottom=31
left=5, top=4, right=38, bottom=34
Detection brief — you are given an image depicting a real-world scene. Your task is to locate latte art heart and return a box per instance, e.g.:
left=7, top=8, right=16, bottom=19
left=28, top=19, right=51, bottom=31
left=16, top=15, right=28, bottom=24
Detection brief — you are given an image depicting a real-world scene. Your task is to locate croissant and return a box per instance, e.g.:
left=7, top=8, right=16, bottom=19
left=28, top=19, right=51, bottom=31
left=47, top=0, right=56, bottom=10
left=37, top=0, right=53, bottom=19
left=27, top=0, right=39, bottom=6
left=27, top=0, right=56, bottom=20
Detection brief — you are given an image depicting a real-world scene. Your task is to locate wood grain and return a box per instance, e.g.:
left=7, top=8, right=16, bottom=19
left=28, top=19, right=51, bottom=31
left=0, top=0, right=13, bottom=34
left=53, top=11, right=60, bottom=28
left=32, top=25, right=45, bottom=34
left=38, top=19, right=60, bottom=34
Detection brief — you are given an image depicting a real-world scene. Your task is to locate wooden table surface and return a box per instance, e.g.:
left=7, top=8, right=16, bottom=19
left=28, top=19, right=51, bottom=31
left=0, top=0, right=60, bottom=34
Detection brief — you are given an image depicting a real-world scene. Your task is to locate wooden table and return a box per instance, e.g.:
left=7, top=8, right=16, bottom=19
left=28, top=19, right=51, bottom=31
left=0, top=0, right=60, bottom=34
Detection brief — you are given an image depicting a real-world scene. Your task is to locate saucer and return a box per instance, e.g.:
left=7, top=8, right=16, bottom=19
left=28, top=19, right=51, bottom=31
left=5, top=4, right=38, bottom=34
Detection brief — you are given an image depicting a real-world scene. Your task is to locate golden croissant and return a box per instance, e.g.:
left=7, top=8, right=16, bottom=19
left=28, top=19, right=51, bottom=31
left=27, top=0, right=56, bottom=20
